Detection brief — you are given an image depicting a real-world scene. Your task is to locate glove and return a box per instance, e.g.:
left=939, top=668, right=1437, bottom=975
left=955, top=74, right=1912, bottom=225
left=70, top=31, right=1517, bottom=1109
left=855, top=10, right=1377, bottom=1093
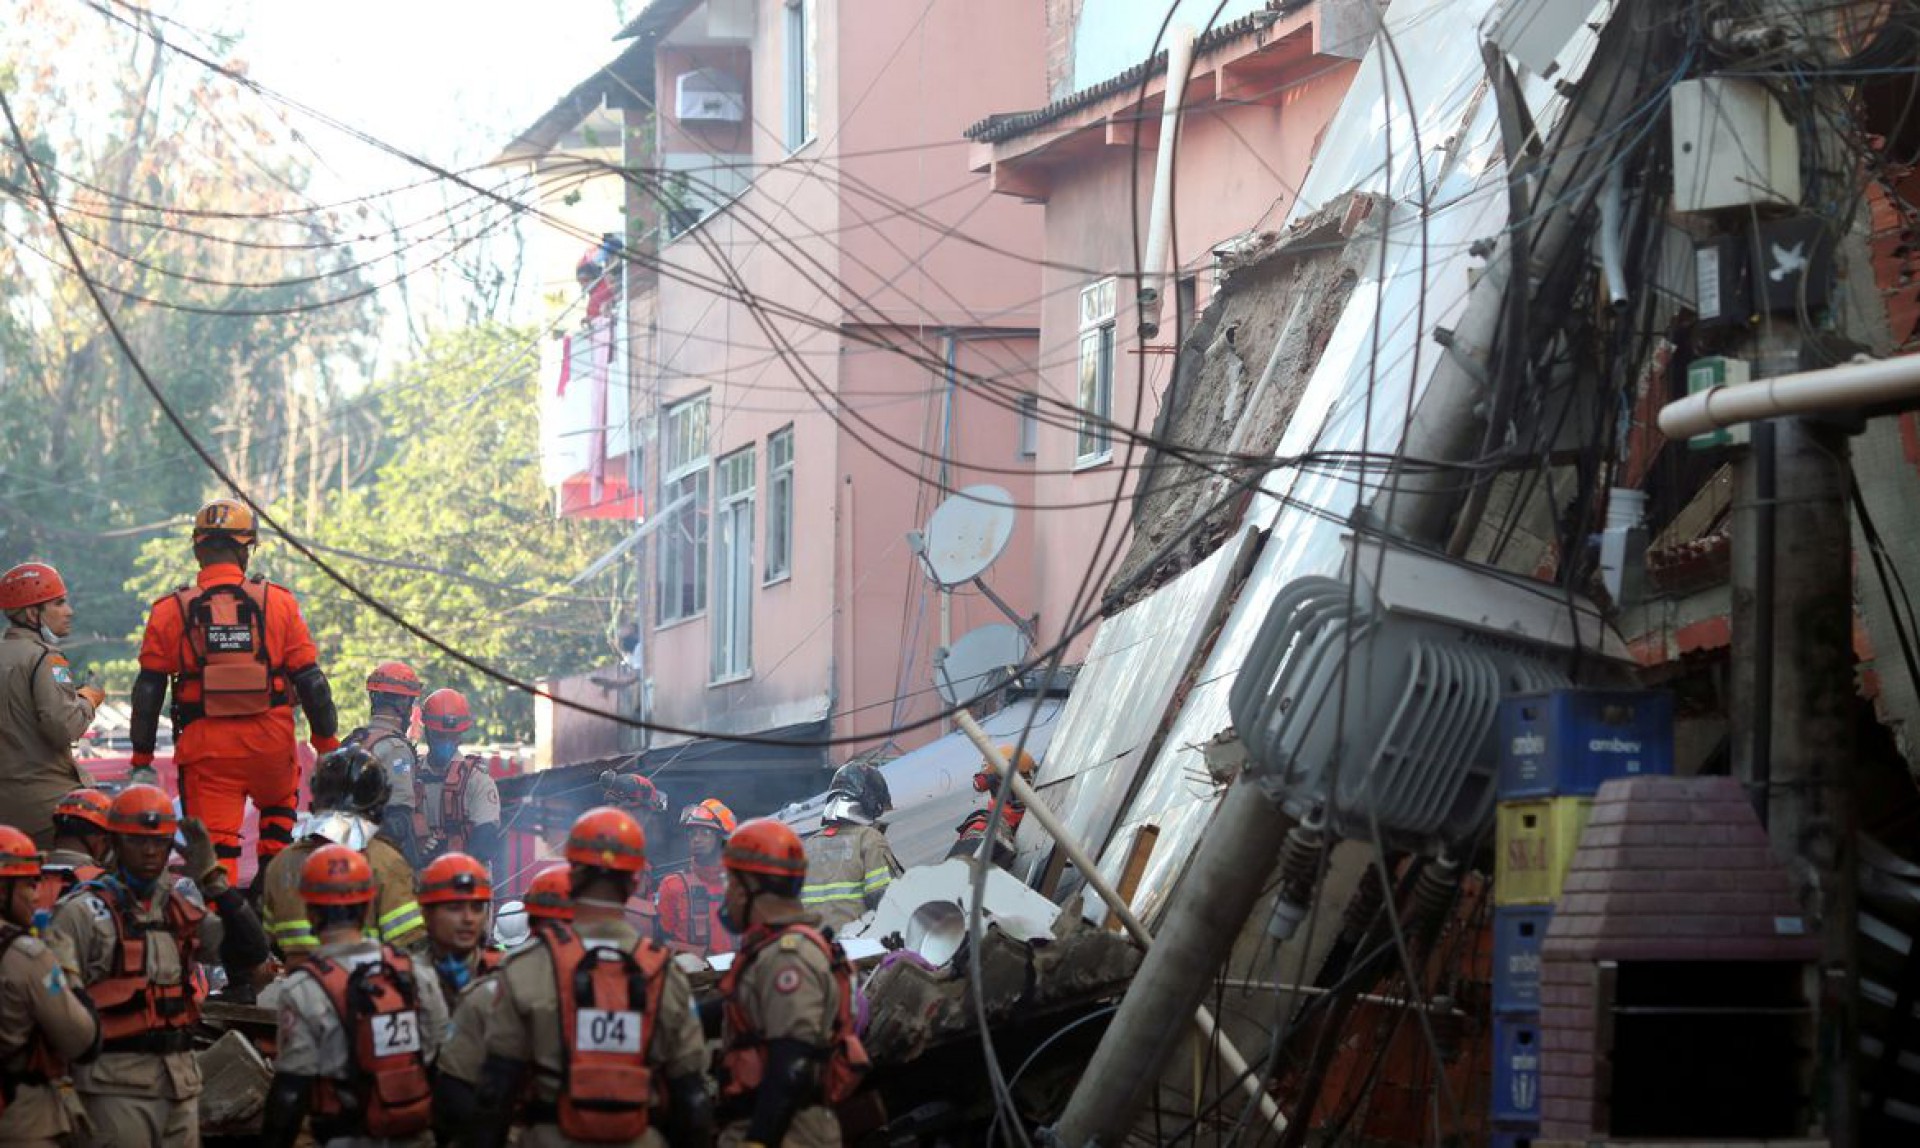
left=179, top=817, right=229, bottom=896
left=311, top=734, right=341, bottom=755
left=129, top=750, right=154, bottom=768
left=76, top=685, right=105, bottom=709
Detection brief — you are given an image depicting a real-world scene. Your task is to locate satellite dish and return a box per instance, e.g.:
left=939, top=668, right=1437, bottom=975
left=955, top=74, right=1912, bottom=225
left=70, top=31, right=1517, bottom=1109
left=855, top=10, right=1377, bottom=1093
left=920, top=485, right=1016, bottom=587
left=934, top=623, right=1029, bottom=705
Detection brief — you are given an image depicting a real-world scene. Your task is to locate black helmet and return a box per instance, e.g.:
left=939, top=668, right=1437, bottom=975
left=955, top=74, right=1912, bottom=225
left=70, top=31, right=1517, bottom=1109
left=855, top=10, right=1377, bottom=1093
left=825, top=761, right=892, bottom=824
left=310, top=746, right=392, bottom=818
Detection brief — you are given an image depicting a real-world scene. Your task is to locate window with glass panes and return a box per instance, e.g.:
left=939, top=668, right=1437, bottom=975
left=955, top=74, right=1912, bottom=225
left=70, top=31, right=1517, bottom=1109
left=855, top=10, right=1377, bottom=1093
left=711, top=447, right=754, bottom=680
left=1077, top=278, right=1116, bottom=463
left=765, top=427, right=794, bottom=582
left=656, top=396, right=709, bottom=625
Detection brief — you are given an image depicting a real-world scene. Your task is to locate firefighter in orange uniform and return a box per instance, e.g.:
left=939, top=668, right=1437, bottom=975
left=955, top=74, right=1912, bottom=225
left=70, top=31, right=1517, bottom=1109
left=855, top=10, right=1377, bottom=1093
left=129, top=499, right=340, bottom=885
left=657, top=798, right=738, bottom=957
left=47, top=784, right=270, bottom=1147
left=416, top=689, right=503, bottom=879
left=258, top=844, right=447, bottom=1148
left=36, top=789, right=112, bottom=918
left=0, top=562, right=104, bottom=848
left=418, top=853, right=500, bottom=1004
left=0, top=823, right=101, bottom=1147
left=717, top=818, right=871, bottom=1147
left=438, top=807, right=711, bottom=1148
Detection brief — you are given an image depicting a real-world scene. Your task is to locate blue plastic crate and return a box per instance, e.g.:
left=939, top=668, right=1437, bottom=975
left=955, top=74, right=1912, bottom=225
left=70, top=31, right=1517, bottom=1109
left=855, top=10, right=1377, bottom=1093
left=1497, top=689, right=1674, bottom=799
left=1493, top=907, right=1552, bottom=1015
left=1491, top=1015, right=1543, bottom=1126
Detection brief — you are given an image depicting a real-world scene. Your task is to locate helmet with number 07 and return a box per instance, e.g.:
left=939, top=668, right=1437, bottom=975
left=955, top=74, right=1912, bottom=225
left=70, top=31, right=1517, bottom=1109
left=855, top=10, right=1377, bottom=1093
left=300, top=843, right=376, bottom=906
left=192, top=498, right=257, bottom=546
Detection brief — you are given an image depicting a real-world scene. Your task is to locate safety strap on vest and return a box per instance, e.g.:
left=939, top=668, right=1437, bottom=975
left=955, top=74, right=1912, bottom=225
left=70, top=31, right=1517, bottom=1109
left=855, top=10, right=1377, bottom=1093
left=548, top=925, right=671, bottom=1143
left=170, top=578, right=288, bottom=721
left=79, top=879, right=205, bottom=1047
left=717, top=922, right=871, bottom=1105
left=307, top=947, right=433, bottom=1139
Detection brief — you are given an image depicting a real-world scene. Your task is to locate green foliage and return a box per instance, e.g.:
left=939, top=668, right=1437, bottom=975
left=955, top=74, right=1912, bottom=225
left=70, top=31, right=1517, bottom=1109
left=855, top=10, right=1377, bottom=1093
left=124, top=324, right=629, bottom=741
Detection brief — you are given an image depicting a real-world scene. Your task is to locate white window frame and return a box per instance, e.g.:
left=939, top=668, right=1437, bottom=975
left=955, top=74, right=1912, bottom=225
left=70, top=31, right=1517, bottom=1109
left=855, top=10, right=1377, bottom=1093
left=1076, top=278, right=1117, bottom=466
left=765, top=426, right=795, bottom=584
left=711, top=446, right=755, bottom=682
left=1017, top=394, right=1039, bottom=459
left=656, top=396, right=710, bottom=626
left=783, top=0, right=817, bottom=152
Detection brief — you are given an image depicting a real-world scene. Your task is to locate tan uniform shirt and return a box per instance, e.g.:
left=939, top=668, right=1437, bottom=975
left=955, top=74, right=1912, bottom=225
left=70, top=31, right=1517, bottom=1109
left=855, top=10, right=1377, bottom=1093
left=421, top=759, right=500, bottom=837
left=271, top=938, right=448, bottom=1148
left=800, top=824, right=899, bottom=932
left=722, top=912, right=841, bottom=1148
left=0, top=924, right=99, bottom=1144
left=483, top=917, right=707, bottom=1148
left=263, top=837, right=424, bottom=960
left=0, top=627, right=96, bottom=846
left=357, top=716, right=416, bottom=812
left=47, top=875, right=221, bottom=1100
left=435, top=974, right=500, bottom=1085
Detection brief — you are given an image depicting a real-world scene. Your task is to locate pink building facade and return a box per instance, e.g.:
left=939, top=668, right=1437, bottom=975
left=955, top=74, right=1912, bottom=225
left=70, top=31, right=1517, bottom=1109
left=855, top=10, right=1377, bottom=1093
left=969, top=2, right=1364, bottom=656
left=548, top=0, right=1052, bottom=813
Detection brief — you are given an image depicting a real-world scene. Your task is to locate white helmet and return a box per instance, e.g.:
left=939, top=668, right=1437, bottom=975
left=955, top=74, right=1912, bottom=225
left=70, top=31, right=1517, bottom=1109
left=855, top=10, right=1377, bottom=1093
left=493, top=900, right=531, bottom=950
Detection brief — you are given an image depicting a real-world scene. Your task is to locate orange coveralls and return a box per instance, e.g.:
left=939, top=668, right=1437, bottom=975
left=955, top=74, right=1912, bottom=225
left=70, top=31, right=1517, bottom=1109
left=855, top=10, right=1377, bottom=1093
left=135, top=563, right=332, bottom=882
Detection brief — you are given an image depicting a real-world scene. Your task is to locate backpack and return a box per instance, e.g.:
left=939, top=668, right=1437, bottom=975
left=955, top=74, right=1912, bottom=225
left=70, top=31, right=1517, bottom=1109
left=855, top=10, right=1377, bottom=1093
left=720, top=923, right=871, bottom=1105
left=171, top=579, right=282, bottom=718
left=548, top=925, right=671, bottom=1142
left=306, top=948, right=433, bottom=1138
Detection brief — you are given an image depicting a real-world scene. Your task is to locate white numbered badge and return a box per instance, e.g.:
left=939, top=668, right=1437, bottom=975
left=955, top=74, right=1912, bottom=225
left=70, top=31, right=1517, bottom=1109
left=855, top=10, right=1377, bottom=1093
left=371, top=1010, right=422, bottom=1057
left=577, top=1008, right=643, bottom=1054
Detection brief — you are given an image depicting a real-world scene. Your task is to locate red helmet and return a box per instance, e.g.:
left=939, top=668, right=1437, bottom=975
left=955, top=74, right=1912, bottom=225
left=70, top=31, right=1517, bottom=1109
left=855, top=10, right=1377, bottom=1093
left=680, top=799, right=738, bottom=835
left=421, top=688, right=473, bottom=735
left=566, top=807, right=648, bottom=873
left=54, top=788, right=112, bottom=832
left=419, top=853, right=492, bottom=904
left=723, top=818, right=807, bottom=879
left=193, top=498, right=257, bottom=546
left=300, top=844, right=376, bottom=906
left=366, top=661, right=423, bottom=699
left=524, top=866, right=574, bottom=921
left=0, top=563, right=67, bottom=612
left=0, top=826, right=39, bottom=879
left=108, top=784, right=177, bottom=838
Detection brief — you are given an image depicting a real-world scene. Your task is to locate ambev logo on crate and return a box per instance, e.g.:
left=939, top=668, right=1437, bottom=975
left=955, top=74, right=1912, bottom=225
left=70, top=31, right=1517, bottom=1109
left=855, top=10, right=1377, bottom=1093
left=1510, top=733, right=1547, bottom=757
left=1587, top=736, right=1644, bottom=756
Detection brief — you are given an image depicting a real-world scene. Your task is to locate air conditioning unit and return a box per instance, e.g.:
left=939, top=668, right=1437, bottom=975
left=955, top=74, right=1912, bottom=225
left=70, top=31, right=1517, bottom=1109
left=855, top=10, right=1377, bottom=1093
left=676, top=69, right=745, bottom=124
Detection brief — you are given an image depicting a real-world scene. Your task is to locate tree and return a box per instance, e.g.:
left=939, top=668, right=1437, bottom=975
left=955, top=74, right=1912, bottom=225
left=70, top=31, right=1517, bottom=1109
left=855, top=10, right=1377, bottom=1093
left=126, top=323, right=630, bottom=741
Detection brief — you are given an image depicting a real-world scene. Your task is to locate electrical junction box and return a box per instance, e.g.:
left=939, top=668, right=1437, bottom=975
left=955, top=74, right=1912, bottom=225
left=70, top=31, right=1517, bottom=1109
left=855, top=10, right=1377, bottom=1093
left=1670, top=77, right=1802, bottom=212
left=1694, top=235, right=1751, bottom=328
left=1754, top=215, right=1835, bottom=315
left=1685, top=356, right=1752, bottom=450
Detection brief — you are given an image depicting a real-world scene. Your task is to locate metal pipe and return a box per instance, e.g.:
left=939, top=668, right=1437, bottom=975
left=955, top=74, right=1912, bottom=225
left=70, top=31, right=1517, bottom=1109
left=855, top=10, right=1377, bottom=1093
left=1137, top=24, right=1196, bottom=341
left=1658, top=353, right=1920, bottom=440
left=955, top=713, right=1288, bottom=1138
left=1598, top=159, right=1630, bottom=308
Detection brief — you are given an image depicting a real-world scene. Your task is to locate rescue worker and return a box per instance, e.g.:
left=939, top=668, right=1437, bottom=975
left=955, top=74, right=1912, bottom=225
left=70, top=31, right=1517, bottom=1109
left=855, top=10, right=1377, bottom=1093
left=521, top=866, right=574, bottom=934
left=438, top=806, right=711, bottom=1148
left=0, top=562, right=104, bottom=847
left=947, top=745, right=1039, bottom=870
left=717, top=818, right=870, bottom=1146
left=800, top=762, right=900, bottom=932
left=415, top=689, right=503, bottom=880
left=657, top=798, right=738, bottom=957
left=261, top=746, right=425, bottom=966
left=129, top=499, right=340, bottom=885
left=37, top=789, right=112, bottom=917
left=259, top=844, right=447, bottom=1148
left=47, top=784, right=271, bottom=1146
left=0, top=823, right=101, bottom=1147
left=342, top=661, right=424, bottom=867
left=418, top=852, right=498, bottom=1003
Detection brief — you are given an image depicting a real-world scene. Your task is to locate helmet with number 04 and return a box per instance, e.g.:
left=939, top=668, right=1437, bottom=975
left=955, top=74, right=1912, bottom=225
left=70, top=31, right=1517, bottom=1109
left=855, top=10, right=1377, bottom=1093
left=300, top=843, right=377, bottom=905
left=419, top=852, right=492, bottom=904
left=0, top=826, right=39, bottom=879
left=192, top=498, right=257, bottom=546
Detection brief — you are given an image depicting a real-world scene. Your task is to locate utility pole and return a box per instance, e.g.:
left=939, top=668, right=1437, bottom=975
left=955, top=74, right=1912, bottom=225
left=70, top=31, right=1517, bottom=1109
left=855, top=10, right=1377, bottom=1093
left=1717, top=4, right=1861, bottom=1142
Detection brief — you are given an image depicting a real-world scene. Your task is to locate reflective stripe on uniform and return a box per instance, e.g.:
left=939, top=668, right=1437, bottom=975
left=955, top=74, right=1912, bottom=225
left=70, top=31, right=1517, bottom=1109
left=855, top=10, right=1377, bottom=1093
left=863, top=867, right=892, bottom=895
left=378, top=900, right=424, bottom=941
left=271, top=918, right=317, bottom=949
left=800, top=879, right=866, bottom=905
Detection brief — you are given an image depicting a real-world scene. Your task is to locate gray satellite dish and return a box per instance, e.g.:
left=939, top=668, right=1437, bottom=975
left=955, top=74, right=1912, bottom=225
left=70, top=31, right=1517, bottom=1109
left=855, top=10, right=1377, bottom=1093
left=919, top=485, right=1016, bottom=587
left=934, top=623, right=1029, bottom=705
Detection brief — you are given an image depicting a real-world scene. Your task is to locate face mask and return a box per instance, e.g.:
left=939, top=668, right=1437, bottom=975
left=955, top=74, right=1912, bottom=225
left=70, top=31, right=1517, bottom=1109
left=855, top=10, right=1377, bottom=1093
left=427, top=739, right=457, bottom=770
left=436, top=953, right=473, bottom=991
left=118, top=869, right=158, bottom=898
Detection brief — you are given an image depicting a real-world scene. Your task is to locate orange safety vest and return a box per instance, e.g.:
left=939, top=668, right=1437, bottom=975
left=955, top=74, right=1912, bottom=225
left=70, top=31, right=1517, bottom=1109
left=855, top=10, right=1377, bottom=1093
left=0, top=927, right=65, bottom=1120
left=436, top=754, right=486, bottom=849
left=33, top=863, right=104, bottom=916
left=718, top=923, right=870, bottom=1106
left=170, top=578, right=289, bottom=720
left=304, top=947, right=434, bottom=1140
left=79, top=878, right=206, bottom=1046
left=545, top=924, right=671, bottom=1143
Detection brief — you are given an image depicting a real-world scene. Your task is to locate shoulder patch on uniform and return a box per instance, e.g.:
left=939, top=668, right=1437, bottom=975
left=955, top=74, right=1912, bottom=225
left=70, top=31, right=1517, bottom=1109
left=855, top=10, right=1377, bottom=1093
left=44, top=963, right=65, bottom=994
left=49, top=662, right=71, bottom=684
left=773, top=967, right=803, bottom=994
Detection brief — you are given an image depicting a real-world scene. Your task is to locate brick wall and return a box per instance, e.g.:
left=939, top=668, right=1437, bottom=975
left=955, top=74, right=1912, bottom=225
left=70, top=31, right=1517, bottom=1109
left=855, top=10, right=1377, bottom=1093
left=1046, top=0, right=1085, bottom=99
left=1537, top=775, right=1819, bottom=1140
